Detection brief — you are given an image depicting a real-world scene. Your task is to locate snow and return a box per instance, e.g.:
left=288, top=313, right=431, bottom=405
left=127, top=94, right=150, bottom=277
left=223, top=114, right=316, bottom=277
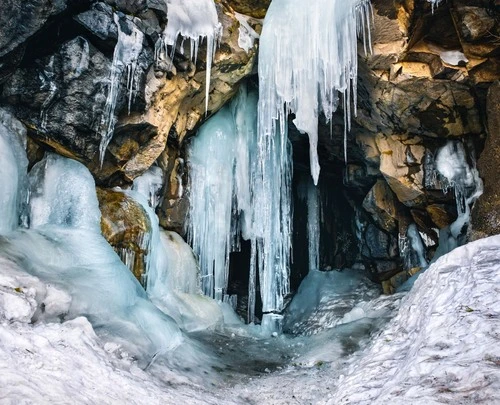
left=258, top=0, right=372, bottom=184
left=1, top=234, right=500, bottom=403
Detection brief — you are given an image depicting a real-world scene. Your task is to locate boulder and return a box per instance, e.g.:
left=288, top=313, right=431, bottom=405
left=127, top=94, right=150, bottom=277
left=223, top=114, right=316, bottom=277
left=97, top=187, right=152, bottom=284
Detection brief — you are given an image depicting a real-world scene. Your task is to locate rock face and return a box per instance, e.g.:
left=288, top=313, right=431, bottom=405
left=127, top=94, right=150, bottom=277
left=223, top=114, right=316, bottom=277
left=0, top=0, right=498, bottom=291
left=472, top=81, right=500, bottom=239
left=0, top=1, right=256, bottom=188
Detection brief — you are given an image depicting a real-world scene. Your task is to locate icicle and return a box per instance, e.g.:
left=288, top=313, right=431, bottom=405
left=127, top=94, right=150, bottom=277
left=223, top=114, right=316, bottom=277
left=258, top=0, right=371, bottom=185
left=98, top=14, right=144, bottom=166
left=156, top=0, right=222, bottom=114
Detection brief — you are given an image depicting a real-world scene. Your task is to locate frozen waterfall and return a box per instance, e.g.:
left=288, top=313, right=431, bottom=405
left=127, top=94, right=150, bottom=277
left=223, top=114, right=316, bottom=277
left=0, top=117, right=183, bottom=363
left=258, top=0, right=372, bottom=185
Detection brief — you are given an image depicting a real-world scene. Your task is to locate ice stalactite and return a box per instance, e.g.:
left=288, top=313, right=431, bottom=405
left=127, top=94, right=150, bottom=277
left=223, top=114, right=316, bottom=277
left=432, top=140, right=483, bottom=260
left=98, top=14, right=144, bottom=166
left=156, top=0, right=222, bottom=113
left=297, top=176, right=321, bottom=273
left=258, top=0, right=372, bottom=185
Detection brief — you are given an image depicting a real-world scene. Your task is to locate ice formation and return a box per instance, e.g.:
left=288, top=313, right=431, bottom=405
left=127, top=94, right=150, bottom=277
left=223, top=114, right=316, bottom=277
left=188, top=85, right=292, bottom=326
left=156, top=0, right=222, bottom=113
left=297, top=176, right=321, bottom=273
left=258, top=0, right=372, bottom=184
left=433, top=140, right=483, bottom=259
left=132, top=165, right=164, bottom=209
left=0, top=115, right=183, bottom=363
left=399, top=223, right=428, bottom=270
left=0, top=110, right=28, bottom=233
left=235, top=12, right=260, bottom=53
left=98, top=14, right=144, bottom=166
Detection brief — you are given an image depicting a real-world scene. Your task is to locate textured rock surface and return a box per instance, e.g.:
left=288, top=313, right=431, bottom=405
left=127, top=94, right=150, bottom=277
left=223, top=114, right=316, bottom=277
left=97, top=188, right=151, bottom=283
left=472, top=81, right=500, bottom=239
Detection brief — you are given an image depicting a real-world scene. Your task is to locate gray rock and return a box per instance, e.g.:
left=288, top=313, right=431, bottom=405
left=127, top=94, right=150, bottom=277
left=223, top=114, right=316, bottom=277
left=0, top=0, right=67, bottom=58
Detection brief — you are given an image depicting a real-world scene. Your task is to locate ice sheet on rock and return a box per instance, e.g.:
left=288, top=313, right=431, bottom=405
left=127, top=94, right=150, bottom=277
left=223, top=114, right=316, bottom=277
left=157, top=0, right=222, bottom=113
left=235, top=12, right=260, bottom=53
left=399, top=223, right=428, bottom=271
left=123, top=189, right=223, bottom=332
left=132, top=165, right=164, bottom=209
left=433, top=140, right=483, bottom=260
left=0, top=110, right=28, bottom=234
left=98, top=13, right=144, bottom=166
left=14, top=154, right=183, bottom=361
left=258, top=0, right=372, bottom=184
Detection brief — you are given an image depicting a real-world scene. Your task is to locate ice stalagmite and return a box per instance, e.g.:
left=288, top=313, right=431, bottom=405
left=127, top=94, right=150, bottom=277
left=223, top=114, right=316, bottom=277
left=98, top=14, right=144, bottom=166
left=156, top=0, right=222, bottom=113
left=258, top=0, right=372, bottom=185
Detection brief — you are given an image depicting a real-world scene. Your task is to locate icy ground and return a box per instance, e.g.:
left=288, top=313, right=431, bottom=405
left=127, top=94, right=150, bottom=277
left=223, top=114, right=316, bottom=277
left=1, top=236, right=500, bottom=404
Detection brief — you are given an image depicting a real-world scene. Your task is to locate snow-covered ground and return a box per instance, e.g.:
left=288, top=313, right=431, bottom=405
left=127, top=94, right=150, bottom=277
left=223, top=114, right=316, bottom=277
left=1, top=236, right=500, bottom=404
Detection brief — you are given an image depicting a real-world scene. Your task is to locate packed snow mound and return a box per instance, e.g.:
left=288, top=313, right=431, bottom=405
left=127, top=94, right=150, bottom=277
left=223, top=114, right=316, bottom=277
left=329, top=235, right=500, bottom=404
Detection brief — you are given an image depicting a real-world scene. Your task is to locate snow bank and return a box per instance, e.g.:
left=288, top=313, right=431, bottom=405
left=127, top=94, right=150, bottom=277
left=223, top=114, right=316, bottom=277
left=329, top=235, right=500, bottom=404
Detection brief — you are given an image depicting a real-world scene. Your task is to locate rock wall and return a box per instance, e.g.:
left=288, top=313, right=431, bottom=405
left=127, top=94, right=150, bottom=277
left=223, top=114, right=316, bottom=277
left=0, top=0, right=498, bottom=291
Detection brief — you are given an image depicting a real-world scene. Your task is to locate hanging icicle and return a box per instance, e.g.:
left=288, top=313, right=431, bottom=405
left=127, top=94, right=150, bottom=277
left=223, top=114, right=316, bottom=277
left=258, top=0, right=372, bottom=185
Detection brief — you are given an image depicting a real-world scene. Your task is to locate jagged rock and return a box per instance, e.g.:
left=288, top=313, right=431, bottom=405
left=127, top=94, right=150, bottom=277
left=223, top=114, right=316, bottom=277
left=472, top=81, right=500, bottom=239
left=0, top=0, right=67, bottom=58
left=362, top=179, right=399, bottom=233
left=426, top=204, right=457, bottom=229
left=97, top=187, right=151, bottom=284
left=376, top=134, right=426, bottom=207
left=74, top=3, right=118, bottom=42
left=455, top=6, right=496, bottom=41
left=103, top=0, right=147, bottom=15
left=2, top=37, right=112, bottom=161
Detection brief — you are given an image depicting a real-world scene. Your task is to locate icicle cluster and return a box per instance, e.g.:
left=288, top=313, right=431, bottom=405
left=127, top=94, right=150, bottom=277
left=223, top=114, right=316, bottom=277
left=156, top=0, right=222, bottom=113
left=258, top=0, right=372, bottom=185
left=98, top=14, right=144, bottom=166
left=188, top=85, right=293, bottom=326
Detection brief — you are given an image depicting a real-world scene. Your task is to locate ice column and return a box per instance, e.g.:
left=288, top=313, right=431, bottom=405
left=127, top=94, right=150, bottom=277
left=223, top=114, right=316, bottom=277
left=258, top=0, right=372, bottom=185
left=297, top=176, right=321, bottom=273
left=0, top=110, right=28, bottom=234
left=98, top=14, right=144, bottom=166
left=156, top=0, right=222, bottom=113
